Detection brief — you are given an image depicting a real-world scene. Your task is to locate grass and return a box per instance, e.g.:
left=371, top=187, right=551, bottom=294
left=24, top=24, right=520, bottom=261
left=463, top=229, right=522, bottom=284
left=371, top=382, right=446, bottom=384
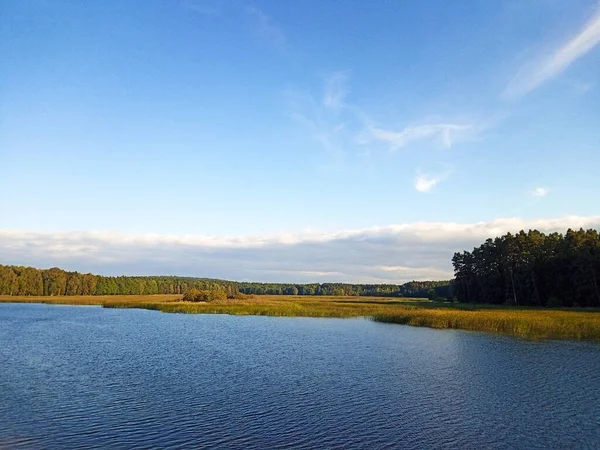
left=372, top=309, right=600, bottom=341
left=1, top=294, right=599, bottom=341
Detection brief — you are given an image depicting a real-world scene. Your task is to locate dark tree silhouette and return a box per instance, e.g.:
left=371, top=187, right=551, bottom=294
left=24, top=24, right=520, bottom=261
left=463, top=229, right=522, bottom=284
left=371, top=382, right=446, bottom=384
left=452, top=228, right=600, bottom=307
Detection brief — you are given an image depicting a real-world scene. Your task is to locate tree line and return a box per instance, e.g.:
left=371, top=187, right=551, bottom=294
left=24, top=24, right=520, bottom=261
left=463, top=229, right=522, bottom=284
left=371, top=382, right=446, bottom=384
left=0, top=265, right=240, bottom=297
left=236, top=280, right=450, bottom=298
left=6, top=227, right=596, bottom=307
left=452, top=228, right=600, bottom=307
left=0, top=264, right=450, bottom=299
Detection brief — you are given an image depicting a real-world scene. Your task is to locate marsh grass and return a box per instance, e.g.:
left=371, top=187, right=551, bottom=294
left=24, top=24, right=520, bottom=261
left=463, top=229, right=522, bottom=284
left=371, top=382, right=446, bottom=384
left=372, top=309, right=600, bottom=340
left=0, top=294, right=182, bottom=306
left=1, top=294, right=599, bottom=340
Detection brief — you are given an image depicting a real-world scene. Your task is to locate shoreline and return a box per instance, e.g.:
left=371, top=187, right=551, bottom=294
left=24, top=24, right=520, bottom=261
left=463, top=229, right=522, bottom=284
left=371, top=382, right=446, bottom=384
left=1, top=294, right=599, bottom=341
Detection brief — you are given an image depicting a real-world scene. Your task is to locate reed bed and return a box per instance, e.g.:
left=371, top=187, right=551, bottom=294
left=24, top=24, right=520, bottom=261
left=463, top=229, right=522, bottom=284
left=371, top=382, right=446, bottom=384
left=1, top=294, right=599, bottom=340
left=0, top=294, right=181, bottom=306
left=101, top=295, right=417, bottom=317
left=372, top=308, right=600, bottom=340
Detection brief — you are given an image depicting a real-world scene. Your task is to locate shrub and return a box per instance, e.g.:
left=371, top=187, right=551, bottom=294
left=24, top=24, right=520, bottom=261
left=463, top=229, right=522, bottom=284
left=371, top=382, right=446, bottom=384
left=232, top=292, right=254, bottom=300
left=183, top=288, right=201, bottom=302
left=182, top=288, right=227, bottom=302
left=206, top=289, right=227, bottom=302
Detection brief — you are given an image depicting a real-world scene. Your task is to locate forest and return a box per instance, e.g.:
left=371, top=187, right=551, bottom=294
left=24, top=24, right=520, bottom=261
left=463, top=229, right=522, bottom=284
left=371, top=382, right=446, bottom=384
left=0, top=264, right=449, bottom=299
left=452, top=228, right=600, bottom=307
left=1, top=227, right=598, bottom=307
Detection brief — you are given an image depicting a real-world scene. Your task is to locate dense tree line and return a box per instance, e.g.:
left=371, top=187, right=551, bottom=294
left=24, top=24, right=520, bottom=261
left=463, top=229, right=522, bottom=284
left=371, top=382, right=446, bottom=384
left=452, top=228, right=600, bottom=307
left=237, top=281, right=450, bottom=298
left=0, top=264, right=450, bottom=299
left=3, top=227, right=597, bottom=307
left=0, top=265, right=240, bottom=297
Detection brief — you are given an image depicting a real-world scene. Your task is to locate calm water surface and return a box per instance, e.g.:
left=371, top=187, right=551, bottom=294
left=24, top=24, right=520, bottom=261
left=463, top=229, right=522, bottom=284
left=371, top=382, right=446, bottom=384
left=0, top=303, right=599, bottom=449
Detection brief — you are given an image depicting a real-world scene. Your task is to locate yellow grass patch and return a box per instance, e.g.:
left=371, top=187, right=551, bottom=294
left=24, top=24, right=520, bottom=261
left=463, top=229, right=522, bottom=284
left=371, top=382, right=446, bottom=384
left=1, top=294, right=599, bottom=340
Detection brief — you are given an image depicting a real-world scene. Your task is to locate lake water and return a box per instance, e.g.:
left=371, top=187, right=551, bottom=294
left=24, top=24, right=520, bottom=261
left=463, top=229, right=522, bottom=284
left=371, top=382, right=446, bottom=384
left=0, top=304, right=599, bottom=449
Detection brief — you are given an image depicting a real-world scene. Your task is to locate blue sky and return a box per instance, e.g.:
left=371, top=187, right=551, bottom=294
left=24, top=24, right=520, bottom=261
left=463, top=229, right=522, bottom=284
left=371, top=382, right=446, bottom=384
left=1, top=0, right=599, bottom=281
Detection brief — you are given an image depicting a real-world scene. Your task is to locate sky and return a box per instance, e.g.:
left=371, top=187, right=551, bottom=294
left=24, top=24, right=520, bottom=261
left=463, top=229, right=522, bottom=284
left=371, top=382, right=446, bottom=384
left=1, top=0, right=599, bottom=282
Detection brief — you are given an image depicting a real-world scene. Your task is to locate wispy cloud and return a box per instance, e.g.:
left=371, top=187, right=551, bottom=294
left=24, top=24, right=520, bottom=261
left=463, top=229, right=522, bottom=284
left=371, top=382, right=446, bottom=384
left=569, top=80, right=595, bottom=94
left=285, top=72, right=358, bottom=168
left=368, top=123, right=473, bottom=152
left=182, top=0, right=223, bottom=16
left=288, top=71, right=477, bottom=169
left=185, top=1, right=286, bottom=48
left=532, top=187, right=549, bottom=197
left=2, top=216, right=598, bottom=283
left=503, top=8, right=600, bottom=99
left=322, top=71, right=350, bottom=110
left=245, top=5, right=286, bottom=48
left=286, top=96, right=343, bottom=166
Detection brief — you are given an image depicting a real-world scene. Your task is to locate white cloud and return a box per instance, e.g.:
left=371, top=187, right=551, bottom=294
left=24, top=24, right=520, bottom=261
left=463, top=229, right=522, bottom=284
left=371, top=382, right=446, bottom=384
left=415, top=174, right=441, bottom=192
left=368, top=123, right=473, bottom=152
left=532, top=187, right=549, bottom=197
left=504, top=8, right=600, bottom=99
left=415, top=168, right=452, bottom=193
left=2, top=216, right=598, bottom=283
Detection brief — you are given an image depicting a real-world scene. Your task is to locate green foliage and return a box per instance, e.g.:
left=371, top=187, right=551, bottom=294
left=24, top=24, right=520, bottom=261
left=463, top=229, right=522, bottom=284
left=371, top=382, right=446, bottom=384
left=236, top=280, right=452, bottom=298
left=0, top=265, right=240, bottom=298
left=452, top=228, right=600, bottom=307
left=0, top=264, right=452, bottom=300
left=284, top=286, right=299, bottom=295
left=182, top=288, right=202, bottom=302
left=182, top=287, right=228, bottom=302
left=6, top=226, right=599, bottom=311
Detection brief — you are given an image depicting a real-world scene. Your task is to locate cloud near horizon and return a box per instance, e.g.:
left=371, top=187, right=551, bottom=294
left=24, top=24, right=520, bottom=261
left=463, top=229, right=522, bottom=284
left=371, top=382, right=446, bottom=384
left=2, top=216, right=598, bottom=284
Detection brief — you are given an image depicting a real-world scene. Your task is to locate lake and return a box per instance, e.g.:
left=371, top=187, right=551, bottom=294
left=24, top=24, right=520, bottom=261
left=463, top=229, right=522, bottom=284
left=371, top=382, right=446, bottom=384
left=0, top=303, right=598, bottom=449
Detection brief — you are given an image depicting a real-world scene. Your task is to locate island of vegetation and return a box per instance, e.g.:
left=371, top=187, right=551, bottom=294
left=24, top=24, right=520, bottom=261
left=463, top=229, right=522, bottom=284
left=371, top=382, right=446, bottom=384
left=1, top=228, right=598, bottom=340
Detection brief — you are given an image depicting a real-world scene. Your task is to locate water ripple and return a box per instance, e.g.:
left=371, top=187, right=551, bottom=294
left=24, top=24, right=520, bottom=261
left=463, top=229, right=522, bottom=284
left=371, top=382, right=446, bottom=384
left=1, top=304, right=599, bottom=449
